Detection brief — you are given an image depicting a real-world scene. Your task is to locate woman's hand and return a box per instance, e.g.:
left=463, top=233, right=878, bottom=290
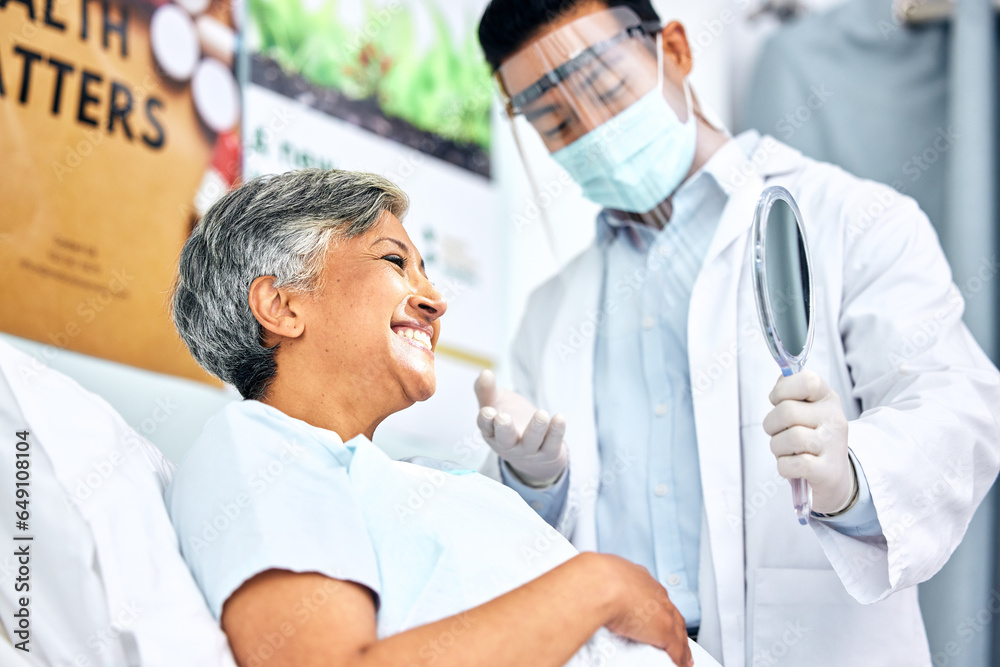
left=591, top=553, right=694, bottom=667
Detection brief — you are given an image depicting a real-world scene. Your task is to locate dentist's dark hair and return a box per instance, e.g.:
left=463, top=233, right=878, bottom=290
left=477, top=0, right=661, bottom=72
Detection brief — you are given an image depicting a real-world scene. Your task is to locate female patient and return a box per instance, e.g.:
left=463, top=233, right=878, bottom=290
left=166, top=169, right=709, bottom=667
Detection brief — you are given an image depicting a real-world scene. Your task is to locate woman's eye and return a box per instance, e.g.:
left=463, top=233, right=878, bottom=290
left=383, top=254, right=406, bottom=269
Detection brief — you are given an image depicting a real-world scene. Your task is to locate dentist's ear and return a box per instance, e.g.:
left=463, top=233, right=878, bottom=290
left=248, top=276, right=306, bottom=342
left=660, top=21, right=692, bottom=77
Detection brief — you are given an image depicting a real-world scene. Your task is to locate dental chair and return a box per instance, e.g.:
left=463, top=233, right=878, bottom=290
left=0, top=626, right=32, bottom=666
left=0, top=340, right=236, bottom=666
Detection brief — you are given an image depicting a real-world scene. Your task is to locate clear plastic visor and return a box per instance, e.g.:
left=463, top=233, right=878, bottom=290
left=496, top=7, right=663, bottom=153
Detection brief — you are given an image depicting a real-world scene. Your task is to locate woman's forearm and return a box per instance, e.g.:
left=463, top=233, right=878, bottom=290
left=222, top=553, right=691, bottom=667
left=357, top=552, right=615, bottom=667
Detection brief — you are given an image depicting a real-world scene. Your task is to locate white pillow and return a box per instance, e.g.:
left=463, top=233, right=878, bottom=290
left=0, top=626, right=33, bottom=666
left=0, top=339, right=236, bottom=666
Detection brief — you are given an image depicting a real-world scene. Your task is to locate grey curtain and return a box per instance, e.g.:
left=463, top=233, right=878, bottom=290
left=932, top=4, right=998, bottom=667
left=740, top=1, right=999, bottom=665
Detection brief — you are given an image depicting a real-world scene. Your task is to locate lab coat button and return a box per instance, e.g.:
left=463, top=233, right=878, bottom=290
left=654, top=483, right=668, bottom=497
left=642, top=316, right=655, bottom=330
left=667, top=574, right=681, bottom=587
left=530, top=501, right=544, bottom=511
left=657, top=245, right=671, bottom=258
left=654, top=403, right=669, bottom=417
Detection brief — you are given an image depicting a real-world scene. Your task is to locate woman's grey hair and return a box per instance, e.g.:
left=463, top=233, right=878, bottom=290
left=171, top=168, right=409, bottom=400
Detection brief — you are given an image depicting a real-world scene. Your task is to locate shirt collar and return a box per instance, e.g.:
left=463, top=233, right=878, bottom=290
left=595, top=136, right=752, bottom=247
left=241, top=399, right=358, bottom=466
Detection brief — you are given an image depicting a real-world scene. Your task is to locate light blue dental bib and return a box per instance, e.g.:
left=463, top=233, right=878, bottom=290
left=347, top=438, right=712, bottom=666
left=347, top=437, right=577, bottom=636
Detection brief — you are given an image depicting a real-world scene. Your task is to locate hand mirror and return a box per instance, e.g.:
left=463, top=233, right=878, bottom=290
left=751, top=186, right=815, bottom=525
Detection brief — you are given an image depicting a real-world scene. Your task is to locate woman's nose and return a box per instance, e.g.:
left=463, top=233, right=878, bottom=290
left=409, top=283, right=447, bottom=321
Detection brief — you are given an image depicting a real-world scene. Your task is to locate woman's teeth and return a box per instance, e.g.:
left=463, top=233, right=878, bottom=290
left=396, top=328, right=432, bottom=350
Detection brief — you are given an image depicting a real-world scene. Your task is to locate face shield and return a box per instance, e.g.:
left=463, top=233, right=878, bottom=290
left=495, top=7, right=697, bottom=240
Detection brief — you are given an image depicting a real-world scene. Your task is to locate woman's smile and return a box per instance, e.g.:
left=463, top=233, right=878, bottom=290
left=390, top=321, right=435, bottom=353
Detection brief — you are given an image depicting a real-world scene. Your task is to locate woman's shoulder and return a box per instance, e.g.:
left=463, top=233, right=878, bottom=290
left=165, top=400, right=351, bottom=513
left=164, top=400, right=383, bottom=620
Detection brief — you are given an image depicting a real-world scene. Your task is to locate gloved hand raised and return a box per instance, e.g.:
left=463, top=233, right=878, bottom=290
left=474, top=369, right=568, bottom=488
left=763, top=370, right=856, bottom=515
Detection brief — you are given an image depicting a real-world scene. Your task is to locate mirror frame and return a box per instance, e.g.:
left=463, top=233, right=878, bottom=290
left=751, top=185, right=815, bottom=376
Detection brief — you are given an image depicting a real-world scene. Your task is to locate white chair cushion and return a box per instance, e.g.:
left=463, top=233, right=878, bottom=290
left=0, top=339, right=235, bottom=666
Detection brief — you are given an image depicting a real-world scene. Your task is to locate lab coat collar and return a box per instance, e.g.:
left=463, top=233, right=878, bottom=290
left=703, top=131, right=804, bottom=264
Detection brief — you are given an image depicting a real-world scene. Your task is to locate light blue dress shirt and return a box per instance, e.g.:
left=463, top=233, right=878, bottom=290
left=503, top=136, right=883, bottom=630
left=588, top=147, right=726, bottom=630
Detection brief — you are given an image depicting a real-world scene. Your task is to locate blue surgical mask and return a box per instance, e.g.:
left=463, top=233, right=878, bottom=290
left=552, top=47, right=697, bottom=214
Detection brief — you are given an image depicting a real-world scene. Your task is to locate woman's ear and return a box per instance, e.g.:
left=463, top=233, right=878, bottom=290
left=248, top=276, right=305, bottom=341
left=661, top=21, right=692, bottom=77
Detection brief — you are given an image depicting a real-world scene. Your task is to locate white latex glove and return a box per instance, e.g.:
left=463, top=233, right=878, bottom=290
left=474, top=369, right=568, bottom=487
left=762, top=370, right=856, bottom=514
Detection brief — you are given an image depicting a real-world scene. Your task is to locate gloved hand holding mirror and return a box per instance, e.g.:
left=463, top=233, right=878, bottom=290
left=752, top=186, right=854, bottom=525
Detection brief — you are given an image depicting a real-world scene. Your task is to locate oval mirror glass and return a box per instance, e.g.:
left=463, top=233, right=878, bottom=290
left=764, top=199, right=810, bottom=366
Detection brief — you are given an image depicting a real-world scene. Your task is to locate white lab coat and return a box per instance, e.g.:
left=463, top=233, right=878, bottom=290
left=509, top=133, right=1000, bottom=667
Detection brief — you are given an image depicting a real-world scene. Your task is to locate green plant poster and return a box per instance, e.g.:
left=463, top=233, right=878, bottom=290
left=248, top=0, right=493, bottom=177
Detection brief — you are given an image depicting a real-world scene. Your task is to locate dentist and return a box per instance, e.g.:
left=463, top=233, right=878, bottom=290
left=473, top=2, right=1000, bottom=666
